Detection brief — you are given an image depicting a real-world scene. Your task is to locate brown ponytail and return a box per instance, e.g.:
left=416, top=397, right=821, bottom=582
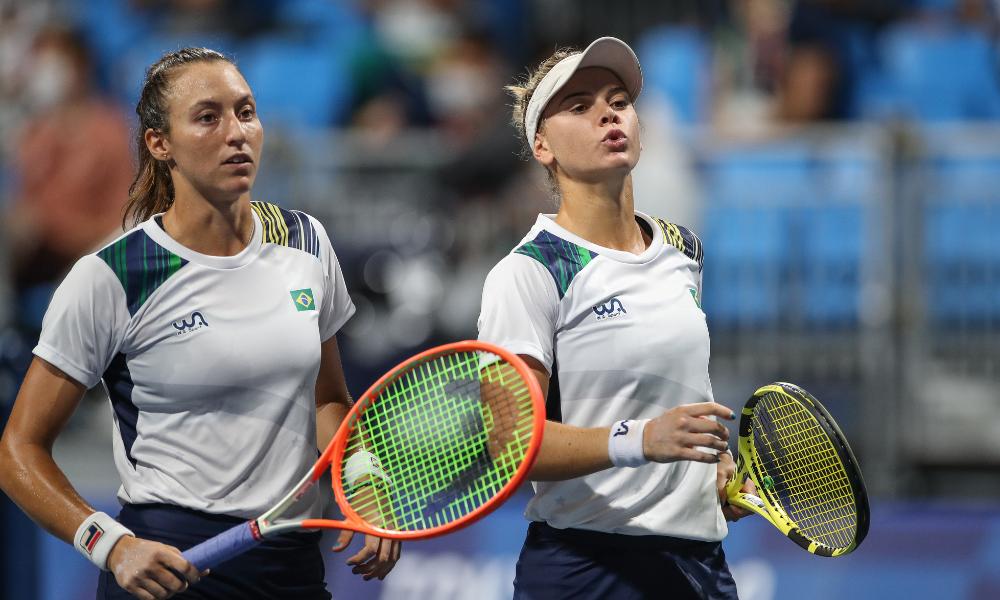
left=123, top=47, right=234, bottom=228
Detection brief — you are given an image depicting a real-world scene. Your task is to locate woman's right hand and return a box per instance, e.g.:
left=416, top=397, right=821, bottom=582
left=107, top=536, right=204, bottom=600
left=642, top=402, right=735, bottom=464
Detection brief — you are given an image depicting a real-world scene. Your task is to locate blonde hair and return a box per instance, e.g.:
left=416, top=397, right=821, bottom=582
left=505, top=47, right=580, bottom=158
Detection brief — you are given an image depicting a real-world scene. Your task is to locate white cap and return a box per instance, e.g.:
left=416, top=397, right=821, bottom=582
left=523, top=36, right=643, bottom=146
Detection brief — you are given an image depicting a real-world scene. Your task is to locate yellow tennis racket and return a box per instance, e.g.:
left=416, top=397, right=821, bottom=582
left=725, top=382, right=869, bottom=557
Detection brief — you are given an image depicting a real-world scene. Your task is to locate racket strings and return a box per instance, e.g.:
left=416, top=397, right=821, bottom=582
left=341, top=351, right=536, bottom=532
left=755, top=417, right=856, bottom=546
left=348, top=360, right=476, bottom=528
left=754, top=401, right=856, bottom=547
left=351, top=358, right=486, bottom=529
left=752, top=392, right=858, bottom=549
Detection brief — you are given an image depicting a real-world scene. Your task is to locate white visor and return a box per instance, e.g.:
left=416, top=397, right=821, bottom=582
left=523, top=36, right=643, bottom=146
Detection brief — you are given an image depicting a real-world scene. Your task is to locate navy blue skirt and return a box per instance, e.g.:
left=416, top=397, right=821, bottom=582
left=513, top=522, right=739, bottom=600
left=96, top=503, right=330, bottom=600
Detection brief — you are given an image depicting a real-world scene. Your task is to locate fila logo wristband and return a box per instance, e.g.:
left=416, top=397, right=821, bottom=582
left=74, top=511, right=134, bottom=570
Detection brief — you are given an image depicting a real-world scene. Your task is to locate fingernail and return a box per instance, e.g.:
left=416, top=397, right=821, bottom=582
left=729, top=412, right=736, bottom=420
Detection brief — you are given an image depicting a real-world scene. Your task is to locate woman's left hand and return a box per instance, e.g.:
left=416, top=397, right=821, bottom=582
left=716, top=451, right=755, bottom=522
left=332, top=531, right=402, bottom=581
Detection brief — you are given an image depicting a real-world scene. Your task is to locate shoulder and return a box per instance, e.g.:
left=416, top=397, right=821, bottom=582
left=481, top=252, right=560, bottom=311
left=650, top=216, right=704, bottom=271
left=510, top=229, right=598, bottom=299
left=486, top=251, right=555, bottom=285
left=251, top=201, right=323, bottom=258
left=62, top=253, right=123, bottom=293
left=94, top=225, right=189, bottom=315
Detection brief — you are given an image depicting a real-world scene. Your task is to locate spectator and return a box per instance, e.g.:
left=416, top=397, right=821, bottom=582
left=4, top=27, right=133, bottom=328
left=776, top=0, right=905, bottom=121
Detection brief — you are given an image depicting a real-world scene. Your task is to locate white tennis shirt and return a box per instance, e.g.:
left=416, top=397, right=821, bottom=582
left=34, top=202, right=354, bottom=519
left=478, top=212, right=727, bottom=541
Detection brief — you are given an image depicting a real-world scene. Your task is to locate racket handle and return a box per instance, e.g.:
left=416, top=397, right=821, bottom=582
left=182, top=520, right=262, bottom=571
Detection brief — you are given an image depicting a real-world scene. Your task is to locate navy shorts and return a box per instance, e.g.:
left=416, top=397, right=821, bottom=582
left=96, top=503, right=331, bottom=600
left=513, top=522, right=739, bottom=600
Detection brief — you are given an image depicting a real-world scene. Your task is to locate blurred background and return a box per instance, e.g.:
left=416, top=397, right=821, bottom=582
left=2, top=0, right=1000, bottom=598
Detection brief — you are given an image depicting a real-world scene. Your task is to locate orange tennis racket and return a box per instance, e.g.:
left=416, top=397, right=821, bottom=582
left=183, top=341, right=544, bottom=570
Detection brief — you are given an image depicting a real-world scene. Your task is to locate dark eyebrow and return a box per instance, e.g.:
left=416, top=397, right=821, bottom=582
left=190, top=99, right=220, bottom=113
left=190, top=94, right=254, bottom=113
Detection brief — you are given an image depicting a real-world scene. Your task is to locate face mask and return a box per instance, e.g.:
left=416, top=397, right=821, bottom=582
left=26, top=52, right=73, bottom=109
left=426, top=62, right=495, bottom=118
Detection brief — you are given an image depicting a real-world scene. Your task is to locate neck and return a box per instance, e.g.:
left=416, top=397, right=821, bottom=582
left=553, top=174, right=648, bottom=254
left=161, top=183, right=254, bottom=256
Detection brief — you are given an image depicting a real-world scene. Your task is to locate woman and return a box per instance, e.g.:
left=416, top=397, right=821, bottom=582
left=478, top=37, right=755, bottom=599
left=0, top=48, right=400, bottom=600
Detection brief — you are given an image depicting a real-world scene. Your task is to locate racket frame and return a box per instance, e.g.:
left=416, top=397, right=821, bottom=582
left=258, top=340, right=545, bottom=540
left=725, top=382, right=870, bottom=557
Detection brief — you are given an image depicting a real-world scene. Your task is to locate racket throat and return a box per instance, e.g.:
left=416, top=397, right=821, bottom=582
left=728, top=492, right=772, bottom=522
left=249, top=519, right=264, bottom=541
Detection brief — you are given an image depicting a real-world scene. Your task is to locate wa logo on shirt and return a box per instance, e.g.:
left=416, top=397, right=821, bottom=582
left=172, top=311, right=209, bottom=335
left=290, top=288, right=316, bottom=312
left=593, top=297, right=627, bottom=321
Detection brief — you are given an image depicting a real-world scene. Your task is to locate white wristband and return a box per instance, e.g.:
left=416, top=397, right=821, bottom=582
left=343, top=450, right=392, bottom=490
left=608, top=419, right=650, bottom=468
left=74, top=511, right=134, bottom=570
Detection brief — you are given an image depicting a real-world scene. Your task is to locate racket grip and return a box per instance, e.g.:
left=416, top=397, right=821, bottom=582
left=182, top=520, right=262, bottom=571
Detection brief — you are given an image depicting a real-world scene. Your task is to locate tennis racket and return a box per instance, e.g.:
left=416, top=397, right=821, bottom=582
left=182, top=340, right=545, bottom=571
left=724, top=382, right=869, bottom=557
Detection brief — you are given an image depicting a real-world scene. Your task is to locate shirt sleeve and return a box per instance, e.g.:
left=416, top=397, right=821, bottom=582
left=32, top=255, right=129, bottom=388
left=311, top=216, right=356, bottom=342
left=477, top=253, right=559, bottom=374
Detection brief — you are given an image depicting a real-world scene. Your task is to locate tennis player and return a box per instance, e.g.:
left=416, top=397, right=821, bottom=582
left=478, top=37, right=755, bottom=599
left=0, top=48, right=399, bottom=599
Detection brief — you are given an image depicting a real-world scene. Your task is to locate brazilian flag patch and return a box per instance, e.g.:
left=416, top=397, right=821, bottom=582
left=290, top=288, right=316, bottom=312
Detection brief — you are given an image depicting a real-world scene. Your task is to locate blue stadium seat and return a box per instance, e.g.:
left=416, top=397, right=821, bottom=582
left=851, top=70, right=900, bottom=121
left=823, top=156, right=878, bottom=201
left=703, top=141, right=815, bottom=205
left=926, top=156, right=1000, bottom=202
left=700, top=143, right=814, bottom=327
left=803, top=144, right=878, bottom=326
left=637, top=27, right=710, bottom=124
left=700, top=140, right=875, bottom=328
left=275, top=0, right=365, bottom=47
left=239, top=37, right=351, bottom=129
left=701, top=205, right=789, bottom=328
left=878, top=24, right=1000, bottom=121
left=110, top=33, right=240, bottom=109
left=817, top=136, right=881, bottom=202
left=921, top=130, right=1000, bottom=323
left=926, top=202, right=1000, bottom=322
left=799, top=204, right=865, bottom=326
left=68, top=0, right=151, bottom=89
